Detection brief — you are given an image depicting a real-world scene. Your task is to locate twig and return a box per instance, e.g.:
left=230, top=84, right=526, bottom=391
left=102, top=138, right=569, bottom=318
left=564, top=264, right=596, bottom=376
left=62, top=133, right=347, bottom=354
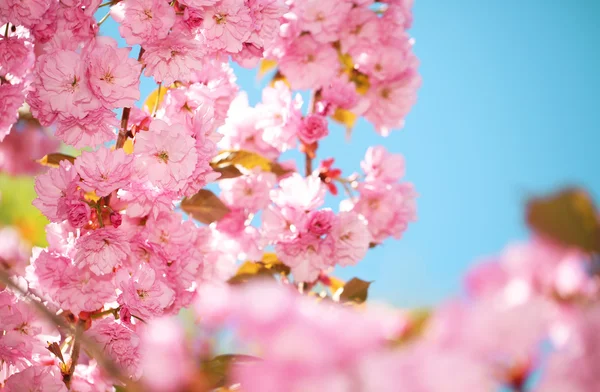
left=98, top=12, right=111, bottom=26
left=91, top=306, right=121, bottom=319
left=4, top=23, right=9, bottom=37
left=64, top=319, right=85, bottom=388
left=116, top=47, right=145, bottom=150
left=305, top=153, right=312, bottom=176
left=98, top=0, right=117, bottom=7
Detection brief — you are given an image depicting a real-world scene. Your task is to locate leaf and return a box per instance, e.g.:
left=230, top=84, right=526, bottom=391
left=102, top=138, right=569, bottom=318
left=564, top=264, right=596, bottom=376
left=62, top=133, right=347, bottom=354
left=122, top=138, right=135, bottom=155
left=210, top=150, right=292, bottom=179
left=143, top=85, right=168, bottom=113
left=201, top=354, right=259, bottom=389
left=526, top=187, right=600, bottom=253
left=331, top=108, right=357, bottom=134
left=269, top=70, right=291, bottom=89
left=37, top=153, right=76, bottom=167
left=46, top=342, right=65, bottom=364
left=181, top=189, right=231, bottom=225
left=258, top=59, right=277, bottom=78
left=339, top=278, right=372, bottom=304
left=349, top=69, right=370, bottom=95
left=228, top=254, right=290, bottom=285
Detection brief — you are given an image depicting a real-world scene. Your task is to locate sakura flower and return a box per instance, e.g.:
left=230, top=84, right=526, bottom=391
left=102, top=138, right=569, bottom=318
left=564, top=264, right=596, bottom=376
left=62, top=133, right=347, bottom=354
left=75, top=147, right=133, bottom=197
left=220, top=169, right=277, bottom=212
left=320, top=76, right=360, bottom=112
left=338, top=6, right=380, bottom=53
left=0, top=121, right=59, bottom=175
left=305, top=209, right=336, bottom=237
left=271, top=173, right=326, bottom=210
left=298, top=114, right=328, bottom=144
left=74, top=227, right=130, bottom=275
left=201, top=0, right=253, bottom=53
left=111, top=0, right=176, bottom=46
left=0, top=83, right=24, bottom=141
left=35, top=50, right=101, bottom=118
left=71, top=362, right=114, bottom=392
left=2, top=365, right=67, bottom=392
left=116, top=182, right=176, bottom=218
left=88, top=319, right=142, bottom=380
left=86, top=37, right=142, bottom=108
left=276, top=234, right=334, bottom=282
left=33, top=160, right=80, bottom=222
left=246, top=0, right=287, bottom=45
left=142, top=33, right=206, bottom=86
left=57, top=194, right=92, bottom=228
left=178, top=0, right=219, bottom=8
left=55, top=107, right=118, bottom=149
left=117, top=265, right=175, bottom=319
left=278, top=34, right=339, bottom=90
left=0, top=0, right=51, bottom=28
left=54, top=0, right=99, bottom=48
left=293, top=0, right=352, bottom=43
left=134, top=119, right=198, bottom=191
left=361, top=146, right=406, bottom=184
left=331, top=211, right=370, bottom=266
left=0, top=36, right=35, bottom=80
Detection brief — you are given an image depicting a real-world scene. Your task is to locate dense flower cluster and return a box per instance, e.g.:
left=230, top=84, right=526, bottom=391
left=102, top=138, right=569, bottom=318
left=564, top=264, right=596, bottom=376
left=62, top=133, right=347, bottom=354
left=4, top=1, right=594, bottom=392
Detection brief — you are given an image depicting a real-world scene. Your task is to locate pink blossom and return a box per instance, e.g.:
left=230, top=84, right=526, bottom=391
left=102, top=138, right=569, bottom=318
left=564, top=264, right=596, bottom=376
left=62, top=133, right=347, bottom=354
left=0, top=36, right=34, bottom=80
left=88, top=319, right=142, bottom=380
left=35, top=50, right=101, bottom=118
left=271, top=173, right=326, bottom=210
left=134, top=119, right=198, bottom=191
left=220, top=169, right=277, bottom=212
left=0, top=121, right=59, bottom=175
left=361, top=146, right=406, bottom=183
left=364, top=68, right=421, bottom=136
left=276, top=234, right=334, bottom=282
left=320, top=76, right=360, bottom=112
left=111, top=0, right=176, bottom=46
left=55, top=107, right=118, bottom=148
left=279, top=35, right=339, bottom=90
left=201, top=0, right=253, bottom=53
left=116, top=182, right=176, bottom=218
left=298, top=114, right=328, bottom=144
left=71, top=362, right=114, bottom=392
left=75, top=147, right=133, bottom=197
left=331, top=211, right=370, bottom=266
left=305, top=209, right=336, bottom=237
left=59, top=197, right=92, bottom=229
left=33, top=160, right=80, bottom=222
left=338, top=6, right=380, bottom=53
left=0, top=83, right=24, bottom=142
left=142, top=33, right=206, bottom=86
left=30, top=1, right=58, bottom=43
left=350, top=181, right=417, bottom=244
left=178, top=0, right=219, bottom=7
left=86, top=37, right=142, bottom=108
left=74, top=227, right=130, bottom=275
left=54, top=0, right=99, bottom=48
left=246, top=0, right=287, bottom=45
left=117, top=265, right=175, bottom=319
left=2, top=365, right=67, bottom=392
left=26, top=88, right=59, bottom=127
left=293, top=0, right=352, bottom=43
left=0, top=0, right=51, bottom=28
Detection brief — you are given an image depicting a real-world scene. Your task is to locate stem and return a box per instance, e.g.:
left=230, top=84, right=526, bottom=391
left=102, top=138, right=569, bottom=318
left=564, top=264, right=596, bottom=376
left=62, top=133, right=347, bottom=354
left=116, top=47, right=145, bottom=150
left=97, top=12, right=111, bottom=26
left=64, top=320, right=85, bottom=389
left=98, top=0, right=116, bottom=7
left=305, top=153, right=312, bottom=176
left=91, top=306, right=120, bottom=319
left=4, top=23, right=9, bottom=37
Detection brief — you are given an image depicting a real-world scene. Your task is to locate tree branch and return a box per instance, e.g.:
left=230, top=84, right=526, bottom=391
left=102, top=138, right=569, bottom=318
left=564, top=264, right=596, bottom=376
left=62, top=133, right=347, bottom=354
left=116, top=47, right=145, bottom=150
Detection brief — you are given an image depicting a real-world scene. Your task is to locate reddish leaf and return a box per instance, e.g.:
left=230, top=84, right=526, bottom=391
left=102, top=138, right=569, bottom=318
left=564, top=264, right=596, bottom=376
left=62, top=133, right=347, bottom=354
left=181, top=189, right=230, bottom=225
left=37, top=153, right=76, bottom=167
left=339, top=278, right=372, bottom=304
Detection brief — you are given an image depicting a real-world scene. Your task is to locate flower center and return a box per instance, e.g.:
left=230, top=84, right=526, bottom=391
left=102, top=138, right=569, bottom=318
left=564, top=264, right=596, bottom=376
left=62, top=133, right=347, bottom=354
left=380, top=88, right=391, bottom=99
left=143, top=9, right=152, bottom=19
left=214, top=13, right=227, bottom=24
left=156, top=151, right=169, bottom=163
left=100, top=72, right=114, bottom=84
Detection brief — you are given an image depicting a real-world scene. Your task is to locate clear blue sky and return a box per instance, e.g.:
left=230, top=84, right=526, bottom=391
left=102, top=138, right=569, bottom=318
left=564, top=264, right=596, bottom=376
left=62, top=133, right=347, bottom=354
left=98, top=1, right=600, bottom=307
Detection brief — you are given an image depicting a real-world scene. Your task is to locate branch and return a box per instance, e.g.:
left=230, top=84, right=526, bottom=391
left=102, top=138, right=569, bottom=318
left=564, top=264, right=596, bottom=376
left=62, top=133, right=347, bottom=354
left=116, top=47, right=145, bottom=150
left=64, top=319, right=85, bottom=388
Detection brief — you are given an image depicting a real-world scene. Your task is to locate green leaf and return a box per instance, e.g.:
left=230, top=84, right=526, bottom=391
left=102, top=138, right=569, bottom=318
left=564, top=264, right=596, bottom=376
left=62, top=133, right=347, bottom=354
left=181, top=189, right=231, bottom=225
left=201, top=354, right=259, bottom=389
left=526, top=187, right=600, bottom=253
left=339, top=278, right=372, bottom=304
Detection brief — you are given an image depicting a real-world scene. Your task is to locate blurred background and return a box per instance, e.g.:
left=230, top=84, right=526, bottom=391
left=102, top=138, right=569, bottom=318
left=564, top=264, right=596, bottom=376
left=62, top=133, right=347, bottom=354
left=2, top=0, right=599, bottom=307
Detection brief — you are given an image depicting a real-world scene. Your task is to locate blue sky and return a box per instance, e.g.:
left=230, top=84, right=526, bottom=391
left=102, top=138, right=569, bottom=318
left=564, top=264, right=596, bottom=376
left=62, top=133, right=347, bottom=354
left=98, top=1, right=600, bottom=307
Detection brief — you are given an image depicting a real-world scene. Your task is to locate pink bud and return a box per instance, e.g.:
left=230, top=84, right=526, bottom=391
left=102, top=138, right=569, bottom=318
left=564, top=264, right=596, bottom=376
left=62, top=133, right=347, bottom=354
left=110, top=212, right=123, bottom=228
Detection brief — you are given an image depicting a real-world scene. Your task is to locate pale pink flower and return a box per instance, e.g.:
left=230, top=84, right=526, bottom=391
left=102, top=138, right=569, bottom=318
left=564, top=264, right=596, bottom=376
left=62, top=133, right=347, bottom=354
left=0, top=36, right=35, bottom=79
left=351, top=181, right=417, bottom=244
left=75, top=147, right=133, bottom=197
left=134, top=119, right=198, bottom=191
left=338, top=6, right=380, bottom=53
left=0, top=83, right=24, bottom=141
left=0, top=0, right=51, bottom=28
left=279, top=35, right=339, bottom=90
left=55, top=107, right=118, bottom=149
left=320, top=76, right=360, bottom=112
left=220, top=169, right=277, bottom=212
left=178, top=0, right=219, bottom=8
left=293, top=0, right=352, bottom=43
left=29, top=0, right=58, bottom=43
left=117, top=265, right=175, bottom=319
left=33, top=160, right=80, bottom=222
left=54, top=0, right=99, bottom=48
left=190, top=59, right=238, bottom=128
left=201, top=0, right=253, bottom=53
left=305, top=209, right=336, bottom=237
left=88, top=319, right=142, bottom=380
left=111, top=0, right=176, bottom=45
left=331, top=211, right=370, bottom=266
left=361, top=146, right=406, bottom=183
left=261, top=204, right=307, bottom=243
left=353, top=39, right=414, bottom=82
left=71, top=362, right=114, bottom=392
left=276, top=235, right=334, bottom=282
left=160, top=84, right=215, bottom=133
left=35, top=50, right=101, bottom=118
left=86, top=37, right=142, bottom=108
left=3, top=365, right=67, bottom=392
left=26, top=88, right=59, bottom=127
left=271, top=173, right=326, bottom=210
left=364, top=67, right=421, bottom=136
left=142, top=33, right=206, bottom=85
left=298, top=114, right=328, bottom=144
left=0, top=121, right=59, bottom=175
left=74, top=227, right=130, bottom=275
left=58, top=196, right=92, bottom=229
left=246, top=0, right=287, bottom=45
left=116, top=182, right=176, bottom=218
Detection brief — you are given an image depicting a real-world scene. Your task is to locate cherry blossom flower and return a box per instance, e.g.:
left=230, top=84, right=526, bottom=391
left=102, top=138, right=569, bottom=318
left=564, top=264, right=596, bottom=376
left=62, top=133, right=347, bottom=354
left=220, top=169, right=277, bottom=212
left=298, top=114, right=328, bottom=144
left=111, top=0, right=176, bottom=46
left=117, top=265, right=175, bottom=319
left=134, top=119, right=198, bottom=192
left=55, top=107, right=118, bottom=148
left=0, top=0, right=51, bottom=28
left=88, top=319, right=142, bottom=380
left=361, top=146, right=406, bottom=184
left=75, top=147, right=133, bottom=197
left=331, top=211, right=371, bottom=266
left=2, top=365, right=67, bottom=392
left=86, top=37, right=142, bottom=108
left=293, top=0, right=352, bottom=43
left=74, top=227, right=130, bottom=275
left=0, top=83, right=24, bottom=141
left=0, top=36, right=35, bottom=80
left=33, top=160, right=80, bottom=222
left=271, top=173, right=326, bottom=210
left=201, top=0, right=253, bottom=53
